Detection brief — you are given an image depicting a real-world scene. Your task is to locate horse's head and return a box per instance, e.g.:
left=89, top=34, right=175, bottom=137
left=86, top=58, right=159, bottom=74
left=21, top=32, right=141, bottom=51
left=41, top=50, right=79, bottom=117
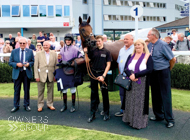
left=78, top=16, right=96, bottom=50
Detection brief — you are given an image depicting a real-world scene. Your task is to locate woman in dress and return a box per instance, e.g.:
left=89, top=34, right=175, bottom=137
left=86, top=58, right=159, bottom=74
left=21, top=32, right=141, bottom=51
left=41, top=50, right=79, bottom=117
left=3, top=40, right=13, bottom=63
left=31, top=34, right=37, bottom=47
left=122, top=39, right=153, bottom=129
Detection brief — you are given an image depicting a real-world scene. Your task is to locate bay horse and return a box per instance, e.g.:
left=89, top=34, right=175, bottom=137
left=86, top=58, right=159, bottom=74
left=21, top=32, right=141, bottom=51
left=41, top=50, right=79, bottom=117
left=78, top=16, right=124, bottom=69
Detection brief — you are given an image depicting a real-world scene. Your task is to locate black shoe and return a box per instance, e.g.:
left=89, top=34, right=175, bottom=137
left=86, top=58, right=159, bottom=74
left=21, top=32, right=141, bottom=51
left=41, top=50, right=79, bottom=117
left=70, top=105, right=76, bottom=113
left=60, top=105, right=67, bottom=112
left=115, top=112, right=123, bottom=117
left=103, top=114, right=110, bottom=121
left=24, top=106, right=31, bottom=112
left=149, top=117, right=164, bottom=121
left=166, top=122, right=174, bottom=128
left=100, top=110, right=104, bottom=115
left=87, top=115, right=96, bottom=123
left=11, top=107, right=19, bottom=113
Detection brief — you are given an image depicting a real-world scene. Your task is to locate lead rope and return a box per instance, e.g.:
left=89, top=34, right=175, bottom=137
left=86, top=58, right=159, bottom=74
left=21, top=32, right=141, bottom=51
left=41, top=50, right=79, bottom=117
left=85, top=53, right=107, bottom=86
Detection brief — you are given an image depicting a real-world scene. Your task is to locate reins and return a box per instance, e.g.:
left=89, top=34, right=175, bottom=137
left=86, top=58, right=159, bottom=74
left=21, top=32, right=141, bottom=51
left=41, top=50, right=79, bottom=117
left=84, top=52, right=107, bottom=86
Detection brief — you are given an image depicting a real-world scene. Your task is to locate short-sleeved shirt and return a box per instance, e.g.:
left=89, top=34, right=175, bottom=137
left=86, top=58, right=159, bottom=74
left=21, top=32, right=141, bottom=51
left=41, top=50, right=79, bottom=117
left=37, top=36, right=45, bottom=46
left=117, top=45, right=134, bottom=75
left=148, top=39, right=174, bottom=70
left=174, top=39, right=190, bottom=51
left=89, top=47, right=112, bottom=71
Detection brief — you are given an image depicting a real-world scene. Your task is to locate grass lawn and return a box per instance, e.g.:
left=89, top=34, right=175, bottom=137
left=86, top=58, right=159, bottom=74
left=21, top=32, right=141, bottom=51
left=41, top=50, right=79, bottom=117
left=0, top=82, right=190, bottom=112
left=0, top=120, right=146, bottom=140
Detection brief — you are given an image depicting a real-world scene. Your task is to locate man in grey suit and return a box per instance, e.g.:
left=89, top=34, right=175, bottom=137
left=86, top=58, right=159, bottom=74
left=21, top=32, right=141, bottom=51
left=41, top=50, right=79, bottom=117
left=9, top=37, right=34, bottom=112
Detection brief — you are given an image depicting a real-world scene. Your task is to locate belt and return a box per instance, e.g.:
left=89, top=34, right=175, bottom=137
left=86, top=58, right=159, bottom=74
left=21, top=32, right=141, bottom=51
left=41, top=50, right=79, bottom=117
left=92, top=69, right=104, bottom=74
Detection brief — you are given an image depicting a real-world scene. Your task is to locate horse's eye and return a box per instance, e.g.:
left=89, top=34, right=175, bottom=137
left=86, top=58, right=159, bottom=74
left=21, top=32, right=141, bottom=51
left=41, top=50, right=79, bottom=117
left=82, top=29, right=85, bottom=32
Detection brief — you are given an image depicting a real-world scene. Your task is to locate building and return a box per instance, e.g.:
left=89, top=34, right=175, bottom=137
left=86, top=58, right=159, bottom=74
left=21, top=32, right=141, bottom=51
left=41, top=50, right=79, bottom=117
left=0, top=0, right=187, bottom=41
left=156, top=16, right=189, bottom=38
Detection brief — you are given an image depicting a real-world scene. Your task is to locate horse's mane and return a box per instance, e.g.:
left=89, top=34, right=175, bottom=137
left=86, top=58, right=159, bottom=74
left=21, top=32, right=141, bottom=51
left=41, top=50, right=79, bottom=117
left=79, top=22, right=91, bottom=27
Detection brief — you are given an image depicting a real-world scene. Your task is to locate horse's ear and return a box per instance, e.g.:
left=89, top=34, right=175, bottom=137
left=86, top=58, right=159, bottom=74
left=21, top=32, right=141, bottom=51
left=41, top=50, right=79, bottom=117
left=79, top=16, right=82, bottom=24
left=87, top=16, right=91, bottom=24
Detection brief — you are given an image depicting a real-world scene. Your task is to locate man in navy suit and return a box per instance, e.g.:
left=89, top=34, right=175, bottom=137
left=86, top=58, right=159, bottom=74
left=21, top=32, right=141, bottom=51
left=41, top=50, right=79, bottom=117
left=9, top=37, right=34, bottom=112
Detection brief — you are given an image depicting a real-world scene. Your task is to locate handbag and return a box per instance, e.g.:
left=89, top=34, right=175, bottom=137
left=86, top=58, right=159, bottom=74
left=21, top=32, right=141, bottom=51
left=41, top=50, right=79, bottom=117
left=114, top=73, right=132, bottom=91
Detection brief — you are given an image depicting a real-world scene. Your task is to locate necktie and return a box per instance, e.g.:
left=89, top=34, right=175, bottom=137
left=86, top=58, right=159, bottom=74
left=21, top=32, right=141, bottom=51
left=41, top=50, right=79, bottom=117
left=150, top=45, right=154, bottom=56
left=20, top=50, right=24, bottom=71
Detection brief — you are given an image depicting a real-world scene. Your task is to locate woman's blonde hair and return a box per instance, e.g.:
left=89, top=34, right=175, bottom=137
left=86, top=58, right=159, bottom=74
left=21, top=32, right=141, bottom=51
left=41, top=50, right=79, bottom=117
left=132, top=39, right=150, bottom=56
left=32, top=34, right=36, bottom=39
left=36, top=43, right=43, bottom=50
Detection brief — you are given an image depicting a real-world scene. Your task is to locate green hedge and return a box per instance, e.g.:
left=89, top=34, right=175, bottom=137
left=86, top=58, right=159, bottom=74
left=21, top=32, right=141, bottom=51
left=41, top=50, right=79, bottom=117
left=0, top=62, right=13, bottom=83
left=171, top=63, right=190, bottom=89
left=1, top=62, right=190, bottom=89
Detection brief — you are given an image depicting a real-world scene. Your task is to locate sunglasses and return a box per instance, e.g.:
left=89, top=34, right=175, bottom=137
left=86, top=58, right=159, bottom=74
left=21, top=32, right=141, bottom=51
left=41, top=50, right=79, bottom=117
left=37, top=45, right=41, bottom=46
left=6, top=43, right=10, bottom=44
left=20, top=43, right=26, bottom=45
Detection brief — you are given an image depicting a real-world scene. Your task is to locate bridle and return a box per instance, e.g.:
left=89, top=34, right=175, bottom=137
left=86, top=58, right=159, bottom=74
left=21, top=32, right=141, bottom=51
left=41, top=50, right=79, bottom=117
left=79, top=27, right=96, bottom=48
left=79, top=26, right=107, bottom=86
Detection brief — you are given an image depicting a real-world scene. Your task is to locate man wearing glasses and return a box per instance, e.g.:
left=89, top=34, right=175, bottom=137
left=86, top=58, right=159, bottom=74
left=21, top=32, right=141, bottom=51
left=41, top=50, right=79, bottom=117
left=9, top=37, right=34, bottom=113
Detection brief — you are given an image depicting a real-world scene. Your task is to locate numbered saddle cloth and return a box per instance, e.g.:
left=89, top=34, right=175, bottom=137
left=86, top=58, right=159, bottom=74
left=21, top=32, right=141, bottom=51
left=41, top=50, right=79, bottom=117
left=54, top=68, right=75, bottom=91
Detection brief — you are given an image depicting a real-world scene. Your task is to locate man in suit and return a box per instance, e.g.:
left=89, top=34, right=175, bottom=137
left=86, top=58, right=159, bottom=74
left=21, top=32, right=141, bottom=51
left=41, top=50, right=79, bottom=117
left=34, top=41, right=58, bottom=112
left=9, top=37, right=34, bottom=112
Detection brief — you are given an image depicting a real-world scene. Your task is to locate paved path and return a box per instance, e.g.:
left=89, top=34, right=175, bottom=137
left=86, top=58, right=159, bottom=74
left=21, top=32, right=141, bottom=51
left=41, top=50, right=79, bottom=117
left=0, top=98, right=190, bottom=140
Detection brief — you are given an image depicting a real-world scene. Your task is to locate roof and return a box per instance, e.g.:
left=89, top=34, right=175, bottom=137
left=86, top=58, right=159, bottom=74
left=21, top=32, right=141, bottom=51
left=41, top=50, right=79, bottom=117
left=155, top=17, right=189, bottom=29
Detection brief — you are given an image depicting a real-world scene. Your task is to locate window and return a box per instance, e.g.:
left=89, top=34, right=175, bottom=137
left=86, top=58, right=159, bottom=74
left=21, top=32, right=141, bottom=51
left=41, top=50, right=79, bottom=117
left=56, top=5, right=62, bottom=17
left=113, top=15, right=116, bottom=20
left=163, top=3, right=166, bottom=8
left=116, top=15, right=120, bottom=20
left=108, top=15, right=111, bottom=20
left=143, top=2, right=146, bottom=7
left=39, top=5, right=46, bottom=17
left=0, top=6, right=1, bottom=17
left=143, top=16, right=146, bottom=21
left=83, top=0, right=88, bottom=4
left=150, top=16, right=153, bottom=21
left=116, top=0, right=121, bottom=6
left=120, top=15, right=123, bottom=21
left=48, top=5, right=54, bottom=17
left=161, top=29, right=166, bottom=33
left=2, top=5, right=10, bottom=17
left=31, top=5, right=38, bottom=17
left=12, top=5, right=20, bottom=17
left=104, top=0, right=109, bottom=5
left=139, top=16, right=143, bottom=21
left=150, top=3, right=154, bottom=7
left=23, top=5, right=30, bottom=17
left=64, top=6, right=70, bottom=16
left=139, top=2, right=143, bottom=7
left=104, top=15, right=109, bottom=20
left=113, top=0, right=117, bottom=5
left=83, top=14, right=88, bottom=21
left=128, top=1, right=133, bottom=6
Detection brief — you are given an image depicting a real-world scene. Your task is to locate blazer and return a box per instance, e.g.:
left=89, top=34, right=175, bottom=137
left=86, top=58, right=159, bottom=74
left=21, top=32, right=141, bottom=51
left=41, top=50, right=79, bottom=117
left=29, top=44, right=36, bottom=51
left=9, top=48, right=34, bottom=80
left=34, top=50, right=58, bottom=83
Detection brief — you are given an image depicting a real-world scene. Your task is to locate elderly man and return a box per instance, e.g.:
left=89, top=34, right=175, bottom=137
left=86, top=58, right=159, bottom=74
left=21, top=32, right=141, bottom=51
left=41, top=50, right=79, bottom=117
left=34, top=41, right=58, bottom=112
left=28, top=39, right=36, bottom=51
left=7, top=34, right=15, bottom=49
left=147, top=28, right=176, bottom=128
left=102, top=34, right=107, bottom=43
left=173, top=33, right=190, bottom=64
left=115, top=34, right=134, bottom=117
left=9, top=37, right=34, bottom=112
left=164, top=36, right=175, bottom=50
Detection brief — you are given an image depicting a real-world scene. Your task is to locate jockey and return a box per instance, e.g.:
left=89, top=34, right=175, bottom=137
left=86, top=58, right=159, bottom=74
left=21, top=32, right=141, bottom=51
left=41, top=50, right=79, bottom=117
left=58, top=34, right=83, bottom=113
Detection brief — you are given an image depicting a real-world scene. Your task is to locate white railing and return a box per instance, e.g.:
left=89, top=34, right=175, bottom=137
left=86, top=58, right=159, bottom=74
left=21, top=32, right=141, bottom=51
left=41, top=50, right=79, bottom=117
left=0, top=51, right=190, bottom=58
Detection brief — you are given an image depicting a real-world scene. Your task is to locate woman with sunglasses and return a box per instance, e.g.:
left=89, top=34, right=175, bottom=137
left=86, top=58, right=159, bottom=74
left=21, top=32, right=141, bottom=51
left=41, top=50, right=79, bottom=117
left=35, top=43, right=43, bottom=52
left=3, top=40, right=13, bottom=63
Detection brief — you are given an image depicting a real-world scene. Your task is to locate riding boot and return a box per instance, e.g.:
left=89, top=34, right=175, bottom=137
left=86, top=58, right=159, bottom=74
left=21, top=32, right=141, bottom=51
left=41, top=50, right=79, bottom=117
left=70, top=93, right=76, bottom=113
left=60, top=93, right=67, bottom=112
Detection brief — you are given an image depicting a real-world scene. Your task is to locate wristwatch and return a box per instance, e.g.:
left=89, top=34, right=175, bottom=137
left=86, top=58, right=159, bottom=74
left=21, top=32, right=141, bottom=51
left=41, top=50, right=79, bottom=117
left=102, top=75, right=106, bottom=79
